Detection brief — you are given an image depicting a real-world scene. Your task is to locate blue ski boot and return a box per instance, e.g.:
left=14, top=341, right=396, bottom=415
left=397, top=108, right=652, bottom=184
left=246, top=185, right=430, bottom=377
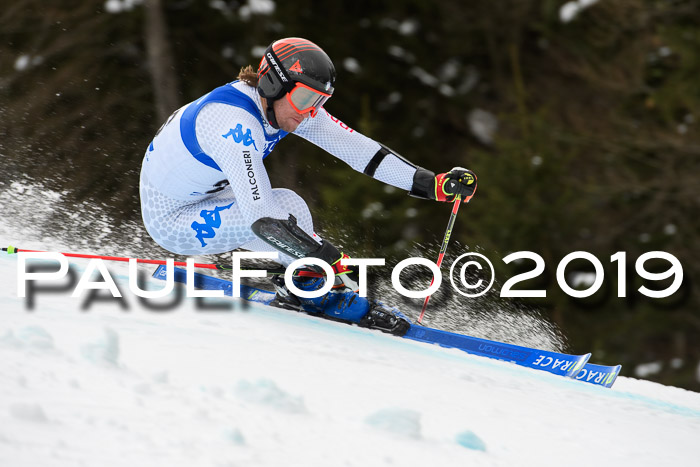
left=271, top=273, right=411, bottom=336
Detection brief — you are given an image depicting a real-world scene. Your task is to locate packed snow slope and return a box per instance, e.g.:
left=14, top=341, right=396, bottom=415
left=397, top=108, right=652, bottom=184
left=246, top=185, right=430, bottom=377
left=2, top=252, right=700, bottom=467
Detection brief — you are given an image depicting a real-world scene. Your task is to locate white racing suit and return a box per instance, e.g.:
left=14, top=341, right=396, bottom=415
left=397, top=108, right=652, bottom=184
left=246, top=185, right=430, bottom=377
left=139, top=81, right=419, bottom=265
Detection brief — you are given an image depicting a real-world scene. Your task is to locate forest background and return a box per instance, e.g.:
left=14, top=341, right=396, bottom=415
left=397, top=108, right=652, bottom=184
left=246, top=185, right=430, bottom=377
left=1, top=0, right=699, bottom=390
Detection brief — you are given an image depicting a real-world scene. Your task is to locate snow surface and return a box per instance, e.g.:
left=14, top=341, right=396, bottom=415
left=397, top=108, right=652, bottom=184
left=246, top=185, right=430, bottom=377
left=2, top=249, right=700, bottom=467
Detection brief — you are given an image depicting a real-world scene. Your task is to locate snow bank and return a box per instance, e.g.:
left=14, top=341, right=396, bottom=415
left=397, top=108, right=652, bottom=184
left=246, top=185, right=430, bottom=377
left=1, top=244, right=700, bottom=467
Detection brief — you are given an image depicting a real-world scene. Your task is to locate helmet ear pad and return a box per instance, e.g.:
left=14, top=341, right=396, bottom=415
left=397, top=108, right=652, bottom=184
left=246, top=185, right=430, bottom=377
left=257, top=70, right=286, bottom=130
left=258, top=71, right=286, bottom=101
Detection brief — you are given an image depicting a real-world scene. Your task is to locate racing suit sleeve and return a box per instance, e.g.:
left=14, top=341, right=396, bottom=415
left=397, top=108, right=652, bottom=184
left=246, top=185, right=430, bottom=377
left=293, top=108, right=420, bottom=192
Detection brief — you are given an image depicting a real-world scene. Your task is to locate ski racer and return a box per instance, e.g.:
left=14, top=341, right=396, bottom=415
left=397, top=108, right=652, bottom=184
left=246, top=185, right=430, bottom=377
left=139, top=37, right=477, bottom=335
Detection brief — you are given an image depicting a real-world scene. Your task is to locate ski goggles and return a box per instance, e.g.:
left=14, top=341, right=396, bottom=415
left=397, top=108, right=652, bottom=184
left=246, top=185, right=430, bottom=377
left=286, top=82, right=331, bottom=117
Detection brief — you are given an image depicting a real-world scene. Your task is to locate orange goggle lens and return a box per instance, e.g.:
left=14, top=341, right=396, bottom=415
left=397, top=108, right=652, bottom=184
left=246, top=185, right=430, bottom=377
left=286, top=82, right=331, bottom=117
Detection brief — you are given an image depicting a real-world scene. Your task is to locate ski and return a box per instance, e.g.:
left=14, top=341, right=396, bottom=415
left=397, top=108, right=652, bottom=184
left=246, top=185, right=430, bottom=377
left=574, top=362, right=622, bottom=388
left=152, top=265, right=621, bottom=388
left=402, top=325, right=589, bottom=379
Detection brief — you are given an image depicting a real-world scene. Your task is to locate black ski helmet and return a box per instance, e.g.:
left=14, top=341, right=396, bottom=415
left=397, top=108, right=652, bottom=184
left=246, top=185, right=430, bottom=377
left=257, top=38, right=336, bottom=128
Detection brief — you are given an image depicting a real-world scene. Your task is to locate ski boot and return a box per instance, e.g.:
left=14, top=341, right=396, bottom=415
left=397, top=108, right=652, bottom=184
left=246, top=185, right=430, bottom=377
left=271, top=273, right=411, bottom=336
left=269, top=274, right=303, bottom=311
left=358, top=302, right=411, bottom=336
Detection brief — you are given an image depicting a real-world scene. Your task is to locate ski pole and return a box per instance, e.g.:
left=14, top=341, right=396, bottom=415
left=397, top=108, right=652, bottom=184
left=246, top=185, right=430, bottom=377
left=2, top=246, right=229, bottom=270
left=417, top=195, right=462, bottom=324
left=2, top=246, right=322, bottom=277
